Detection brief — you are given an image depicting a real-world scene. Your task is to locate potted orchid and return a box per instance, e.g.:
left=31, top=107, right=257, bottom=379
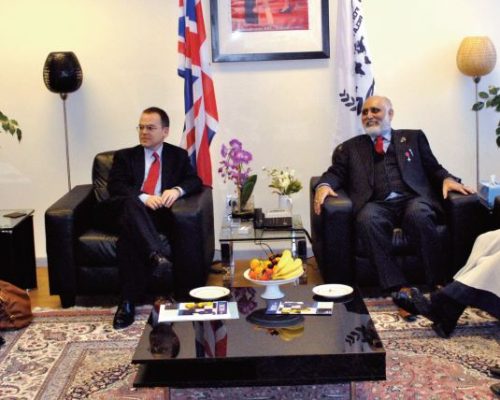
left=218, top=139, right=257, bottom=217
left=0, top=111, right=22, bottom=142
left=262, top=167, right=302, bottom=212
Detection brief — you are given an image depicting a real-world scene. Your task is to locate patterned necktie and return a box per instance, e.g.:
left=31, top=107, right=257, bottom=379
left=142, top=152, right=160, bottom=195
left=375, top=135, right=385, bottom=154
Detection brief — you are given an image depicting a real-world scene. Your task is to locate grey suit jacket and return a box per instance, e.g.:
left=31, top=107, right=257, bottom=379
left=317, top=129, right=456, bottom=214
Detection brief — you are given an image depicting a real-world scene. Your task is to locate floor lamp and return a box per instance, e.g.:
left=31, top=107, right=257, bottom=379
left=456, top=37, right=497, bottom=189
left=43, top=52, right=83, bottom=191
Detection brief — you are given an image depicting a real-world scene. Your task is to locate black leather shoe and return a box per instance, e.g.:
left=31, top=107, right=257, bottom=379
left=391, top=287, right=420, bottom=316
left=150, top=252, right=173, bottom=279
left=113, top=300, right=135, bottom=329
left=490, top=366, right=500, bottom=378
left=409, top=287, right=434, bottom=318
left=490, top=382, right=500, bottom=396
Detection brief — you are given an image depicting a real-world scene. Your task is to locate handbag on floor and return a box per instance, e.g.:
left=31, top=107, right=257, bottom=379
left=0, top=280, right=33, bottom=329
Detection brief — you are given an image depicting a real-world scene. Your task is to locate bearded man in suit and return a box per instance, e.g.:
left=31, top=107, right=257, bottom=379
left=313, top=96, right=474, bottom=312
left=107, top=107, right=202, bottom=329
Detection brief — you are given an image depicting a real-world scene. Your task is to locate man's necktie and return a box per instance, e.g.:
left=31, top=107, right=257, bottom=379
left=375, top=135, right=385, bottom=154
left=143, top=152, right=160, bottom=195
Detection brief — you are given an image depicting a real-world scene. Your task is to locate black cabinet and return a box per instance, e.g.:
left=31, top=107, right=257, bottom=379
left=0, top=210, right=37, bottom=289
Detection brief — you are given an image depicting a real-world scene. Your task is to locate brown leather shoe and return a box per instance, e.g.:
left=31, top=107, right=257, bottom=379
left=397, top=307, right=417, bottom=322
left=391, top=287, right=420, bottom=317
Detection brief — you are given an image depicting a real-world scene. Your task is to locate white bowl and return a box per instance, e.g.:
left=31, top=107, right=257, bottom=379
left=243, top=268, right=303, bottom=299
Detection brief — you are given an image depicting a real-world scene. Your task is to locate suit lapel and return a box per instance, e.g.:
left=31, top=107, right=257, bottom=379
left=392, top=130, right=408, bottom=174
left=133, top=146, right=145, bottom=187
left=161, top=143, right=175, bottom=189
left=356, top=135, right=375, bottom=186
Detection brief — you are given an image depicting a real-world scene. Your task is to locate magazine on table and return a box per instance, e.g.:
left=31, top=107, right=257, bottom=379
left=158, top=301, right=239, bottom=322
left=265, top=300, right=334, bottom=315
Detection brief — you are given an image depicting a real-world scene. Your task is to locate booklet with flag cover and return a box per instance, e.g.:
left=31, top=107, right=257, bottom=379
left=158, top=301, right=239, bottom=322
left=265, top=300, right=334, bottom=315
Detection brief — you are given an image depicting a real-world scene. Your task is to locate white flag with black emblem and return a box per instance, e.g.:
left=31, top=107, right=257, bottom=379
left=334, top=0, right=376, bottom=147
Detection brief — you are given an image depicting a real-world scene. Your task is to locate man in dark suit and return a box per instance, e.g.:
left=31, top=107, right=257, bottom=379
left=107, top=107, right=202, bottom=329
left=314, top=96, right=474, bottom=311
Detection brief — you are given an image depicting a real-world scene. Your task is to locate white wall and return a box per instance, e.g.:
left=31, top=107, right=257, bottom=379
left=0, top=0, right=499, bottom=263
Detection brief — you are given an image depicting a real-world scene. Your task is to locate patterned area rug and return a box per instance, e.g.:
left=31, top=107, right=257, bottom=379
left=0, top=301, right=498, bottom=399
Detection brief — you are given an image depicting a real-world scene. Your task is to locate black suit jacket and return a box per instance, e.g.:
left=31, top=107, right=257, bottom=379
left=317, top=129, right=456, bottom=214
left=108, top=143, right=202, bottom=199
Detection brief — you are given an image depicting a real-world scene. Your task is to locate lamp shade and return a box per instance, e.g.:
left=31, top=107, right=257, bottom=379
left=456, top=36, right=497, bottom=77
left=43, top=52, right=83, bottom=94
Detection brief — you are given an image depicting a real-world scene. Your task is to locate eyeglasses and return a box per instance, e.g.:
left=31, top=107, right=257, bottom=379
left=136, top=125, right=161, bottom=133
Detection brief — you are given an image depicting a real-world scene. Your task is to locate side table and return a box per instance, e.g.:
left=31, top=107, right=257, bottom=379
left=0, top=209, right=37, bottom=289
left=219, top=214, right=307, bottom=285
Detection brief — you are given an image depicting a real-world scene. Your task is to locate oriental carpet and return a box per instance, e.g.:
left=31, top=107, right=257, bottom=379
left=0, top=300, right=498, bottom=399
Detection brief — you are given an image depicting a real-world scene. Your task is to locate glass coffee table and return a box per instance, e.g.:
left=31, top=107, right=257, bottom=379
left=219, top=215, right=308, bottom=283
left=132, top=284, right=385, bottom=387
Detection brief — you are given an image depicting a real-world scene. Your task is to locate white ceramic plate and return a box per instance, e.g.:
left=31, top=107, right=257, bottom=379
left=312, top=284, right=353, bottom=299
left=189, top=286, right=230, bottom=300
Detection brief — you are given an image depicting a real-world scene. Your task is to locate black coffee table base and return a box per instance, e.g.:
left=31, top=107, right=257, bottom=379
left=134, top=353, right=385, bottom=387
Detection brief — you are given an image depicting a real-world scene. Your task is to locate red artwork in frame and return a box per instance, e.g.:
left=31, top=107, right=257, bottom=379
left=230, top=0, right=309, bottom=33
left=210, top=0, right=329, bottom=62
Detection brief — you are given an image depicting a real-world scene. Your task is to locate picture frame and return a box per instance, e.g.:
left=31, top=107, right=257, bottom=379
left=210, top=0, right=330, bottom=62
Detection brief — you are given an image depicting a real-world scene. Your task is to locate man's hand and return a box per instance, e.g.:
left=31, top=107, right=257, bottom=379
left=161, top=188, right=181, bottom=208
left=145, top=195, right=165, bottom=210
left=442, top=177, right=475, bottom=199
left=314, top=185, right=338, bottom=215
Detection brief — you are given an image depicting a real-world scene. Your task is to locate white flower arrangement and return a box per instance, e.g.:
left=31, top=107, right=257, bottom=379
left=262, top=167, right=302, bottom=196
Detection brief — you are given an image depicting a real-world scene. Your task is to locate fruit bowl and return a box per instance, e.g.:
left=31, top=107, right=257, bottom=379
left=243, top=268, right=303, bottom=299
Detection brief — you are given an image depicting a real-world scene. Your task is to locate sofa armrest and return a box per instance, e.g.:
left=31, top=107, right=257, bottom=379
left=444, top=192, right=488, bottom=276
left=171, top=186, right=214, bottom=292
left=492, top=196, right=500, bottom=229
left=45, top=184, right=95, bottom=300
left=310, top=177, right=354, bottom=284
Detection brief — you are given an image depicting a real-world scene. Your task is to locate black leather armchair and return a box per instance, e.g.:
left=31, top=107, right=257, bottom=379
left=310, top=176, right=487, bottom=288
left=45, top=151, right=214, bottom=308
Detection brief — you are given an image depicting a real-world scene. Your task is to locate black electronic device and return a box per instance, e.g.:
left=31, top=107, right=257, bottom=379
left=254, top=208, right=265, bottom=228
left=253, top=208, right=292, bottom=229
left=3, top=212, right=27, bottom=219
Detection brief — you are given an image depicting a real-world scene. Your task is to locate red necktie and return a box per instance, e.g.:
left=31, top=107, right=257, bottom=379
left=375, top=135, right=385, bottom=154
left=143, top=152, right=160, bottom=195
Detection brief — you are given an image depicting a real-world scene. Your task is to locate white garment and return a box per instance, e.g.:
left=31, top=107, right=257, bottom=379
left=454, top=229, right=500, bottom=298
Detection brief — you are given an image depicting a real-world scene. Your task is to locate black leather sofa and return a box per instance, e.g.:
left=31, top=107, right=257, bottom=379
left=310, top=176, right=488, bottom=288
left=45, top=151, right=214, bottom=308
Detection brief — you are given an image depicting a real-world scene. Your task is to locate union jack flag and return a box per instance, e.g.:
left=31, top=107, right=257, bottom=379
left=178, top=0, right=219, bottom=187
left=194, top=320, right=228, bottom=358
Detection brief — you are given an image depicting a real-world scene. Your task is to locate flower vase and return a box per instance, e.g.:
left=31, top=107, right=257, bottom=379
left=278, top=194, right=293, bottom=214
left=232, top=188, right=254, bottom=219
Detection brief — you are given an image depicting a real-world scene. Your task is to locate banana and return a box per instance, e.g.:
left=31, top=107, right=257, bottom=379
left=278, top=325, right=305, bottom=341
left=273, top=258, right=303, bottom=279
left=272, top=250, right=293, bottom=275
left=278, top=266, right=304, bottom=280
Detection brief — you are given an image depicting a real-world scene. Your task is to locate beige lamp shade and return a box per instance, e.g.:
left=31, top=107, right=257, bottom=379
left=456, top=36, right=497, bottom=77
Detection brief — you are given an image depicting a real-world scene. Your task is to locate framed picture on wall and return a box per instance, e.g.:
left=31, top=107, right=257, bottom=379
left=210, top=0, right=330, bottom=62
